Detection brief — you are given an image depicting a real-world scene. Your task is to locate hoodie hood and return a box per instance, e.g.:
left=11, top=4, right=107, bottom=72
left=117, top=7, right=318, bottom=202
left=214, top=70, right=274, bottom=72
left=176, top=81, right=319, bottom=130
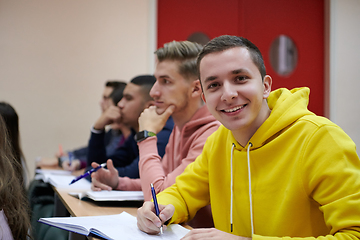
left=246, top=87, right=315, bottom=149
left=229, top=87, right=315, bottom=235
left=180, top=105, right=218, bottom=141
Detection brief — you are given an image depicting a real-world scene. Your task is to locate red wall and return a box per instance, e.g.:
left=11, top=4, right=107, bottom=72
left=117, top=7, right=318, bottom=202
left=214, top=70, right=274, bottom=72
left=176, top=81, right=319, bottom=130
left=157, top=0, right=324, bottom=116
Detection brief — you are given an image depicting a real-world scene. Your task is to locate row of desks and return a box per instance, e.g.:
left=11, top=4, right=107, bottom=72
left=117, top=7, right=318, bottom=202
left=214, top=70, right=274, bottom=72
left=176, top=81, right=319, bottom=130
left=38, top=163, right=142, bottom=239
left=53, top=188, right=142, bottom=240
left=38, top=162, right=191, bottom=239
left=54, top=188, right=139, bottom=217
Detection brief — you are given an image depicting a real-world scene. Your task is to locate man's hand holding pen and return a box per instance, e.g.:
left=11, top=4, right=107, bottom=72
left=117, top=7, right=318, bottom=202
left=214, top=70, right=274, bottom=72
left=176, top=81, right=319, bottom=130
left=90, top=159, right=119, bottom=191
left=137, top=201, right=175, bottom=235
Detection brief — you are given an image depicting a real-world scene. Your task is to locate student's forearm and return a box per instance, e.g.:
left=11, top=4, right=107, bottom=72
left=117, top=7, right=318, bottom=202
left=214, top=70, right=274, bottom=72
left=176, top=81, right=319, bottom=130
left=138, top=137, right=166, bottom=201
left=116, top=176, right=141, bottom=191
left=93, top=118, right=107, bottom=130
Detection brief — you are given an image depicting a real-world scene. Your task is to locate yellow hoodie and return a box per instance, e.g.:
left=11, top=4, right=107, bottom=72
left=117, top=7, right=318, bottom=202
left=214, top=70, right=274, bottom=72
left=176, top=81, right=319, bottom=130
left=157, top=87, right=360, bottom=240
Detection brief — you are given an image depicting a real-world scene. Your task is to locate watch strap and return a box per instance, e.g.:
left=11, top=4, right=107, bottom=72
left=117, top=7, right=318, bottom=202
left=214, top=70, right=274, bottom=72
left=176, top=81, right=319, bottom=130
left=135, top=130, right=156, bottom=142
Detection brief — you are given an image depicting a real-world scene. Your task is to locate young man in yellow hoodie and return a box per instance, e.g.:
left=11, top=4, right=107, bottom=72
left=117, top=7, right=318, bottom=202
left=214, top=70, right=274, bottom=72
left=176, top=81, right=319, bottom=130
left=137, top=35, right=360, bottom=240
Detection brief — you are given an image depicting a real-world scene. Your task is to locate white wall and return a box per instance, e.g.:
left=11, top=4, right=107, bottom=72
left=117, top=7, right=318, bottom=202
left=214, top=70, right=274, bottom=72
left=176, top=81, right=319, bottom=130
left=1, top=0, right=359, bottom=184
left=0, top=0, right=155, bottom=181
left=329, top=0, right=360, bottom=153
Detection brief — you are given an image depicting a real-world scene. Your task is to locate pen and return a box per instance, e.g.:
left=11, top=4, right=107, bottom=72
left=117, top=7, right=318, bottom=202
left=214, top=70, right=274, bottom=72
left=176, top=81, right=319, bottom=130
left=150, top=183, right=163, bottom=234
left=68, top=152, right=73, bottom=166
left=69, top=163, right=107, bottom=185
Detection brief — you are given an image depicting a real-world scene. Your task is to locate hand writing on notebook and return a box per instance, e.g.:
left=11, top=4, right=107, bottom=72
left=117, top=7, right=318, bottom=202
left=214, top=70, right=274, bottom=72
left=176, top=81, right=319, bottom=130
left=91, top=159, right=119, bottom=191
left=137, top=201, right=174, bottom=235
left=137, top=201, right=247, bottom=240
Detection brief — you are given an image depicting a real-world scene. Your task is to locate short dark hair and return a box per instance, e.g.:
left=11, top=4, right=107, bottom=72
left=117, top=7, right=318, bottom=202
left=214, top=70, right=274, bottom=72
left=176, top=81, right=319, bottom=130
left=109, top=82, right=127, bottom=105
left=105, top=80, right=126, bottom=89
left=130, top=75, right=156, bottom=102
left=155, top=41, right=203, bottom=81
left=197, top=35, right=266, bottom=80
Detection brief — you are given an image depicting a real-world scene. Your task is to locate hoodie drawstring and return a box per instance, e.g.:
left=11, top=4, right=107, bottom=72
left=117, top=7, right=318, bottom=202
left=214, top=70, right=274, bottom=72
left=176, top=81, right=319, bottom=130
left=247, top=142, right=254, bottom=236
left=230, top=143, right=235, bottom=232
left=230, top=142, right=254, bottom=236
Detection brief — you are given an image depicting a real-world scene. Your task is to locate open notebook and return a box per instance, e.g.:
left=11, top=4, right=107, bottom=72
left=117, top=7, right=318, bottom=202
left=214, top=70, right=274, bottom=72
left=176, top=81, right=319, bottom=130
left=38, top=211, right=190, bottom=240
left=35, top=169, right=91, bottom=190
left=68, top=190, right=144, bottom=201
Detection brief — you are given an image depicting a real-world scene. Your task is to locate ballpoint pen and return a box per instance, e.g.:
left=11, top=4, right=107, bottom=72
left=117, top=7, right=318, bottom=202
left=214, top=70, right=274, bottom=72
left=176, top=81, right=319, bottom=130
left=68, top=152, right=73, bottom=167
left=69, top=163, right=107, bottom=185
left=150, top=183, right=163, bottom=234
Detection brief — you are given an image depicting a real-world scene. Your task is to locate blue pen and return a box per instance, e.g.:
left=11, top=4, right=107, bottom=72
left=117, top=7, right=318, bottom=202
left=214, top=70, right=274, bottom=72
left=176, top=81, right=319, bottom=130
left=68, top=152, right=73, bottom=166
left=69, top=163, right=107, bottom=185
left=150, top=183, right=163, bottom=234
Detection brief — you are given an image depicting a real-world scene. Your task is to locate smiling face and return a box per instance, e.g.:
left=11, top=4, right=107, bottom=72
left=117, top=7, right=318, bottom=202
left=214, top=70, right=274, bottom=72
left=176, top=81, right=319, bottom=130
left=151, top=59, right=193, bottom=116
left=200, top=47, right=272, bottom=144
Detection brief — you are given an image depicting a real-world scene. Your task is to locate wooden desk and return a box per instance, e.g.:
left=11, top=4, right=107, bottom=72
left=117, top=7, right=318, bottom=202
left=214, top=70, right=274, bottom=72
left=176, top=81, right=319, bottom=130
left=53, top=187, right=143, bottom=240
left=49, top=168, right=142, bottom=240
left=48, top=168, right=192, bottom=239
left=36, top=165, right=155, bottom=239
left=54, top=188, right=139, bottom=217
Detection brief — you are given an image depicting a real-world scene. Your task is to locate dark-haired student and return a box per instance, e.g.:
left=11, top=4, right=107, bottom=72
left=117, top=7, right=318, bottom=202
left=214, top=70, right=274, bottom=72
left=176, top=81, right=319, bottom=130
left=61, top=81, right=130, bottom=171
left=137, top=35, right=360, bottom=240
left=0, top=101, right=29, bottom=186
left=0, top=115, right=32, bottom=239
left=88, top=75, right=173, bottom=181
left=91, top=41, right=220, bottom=228
left=37, top=80, right=127, bottom=170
